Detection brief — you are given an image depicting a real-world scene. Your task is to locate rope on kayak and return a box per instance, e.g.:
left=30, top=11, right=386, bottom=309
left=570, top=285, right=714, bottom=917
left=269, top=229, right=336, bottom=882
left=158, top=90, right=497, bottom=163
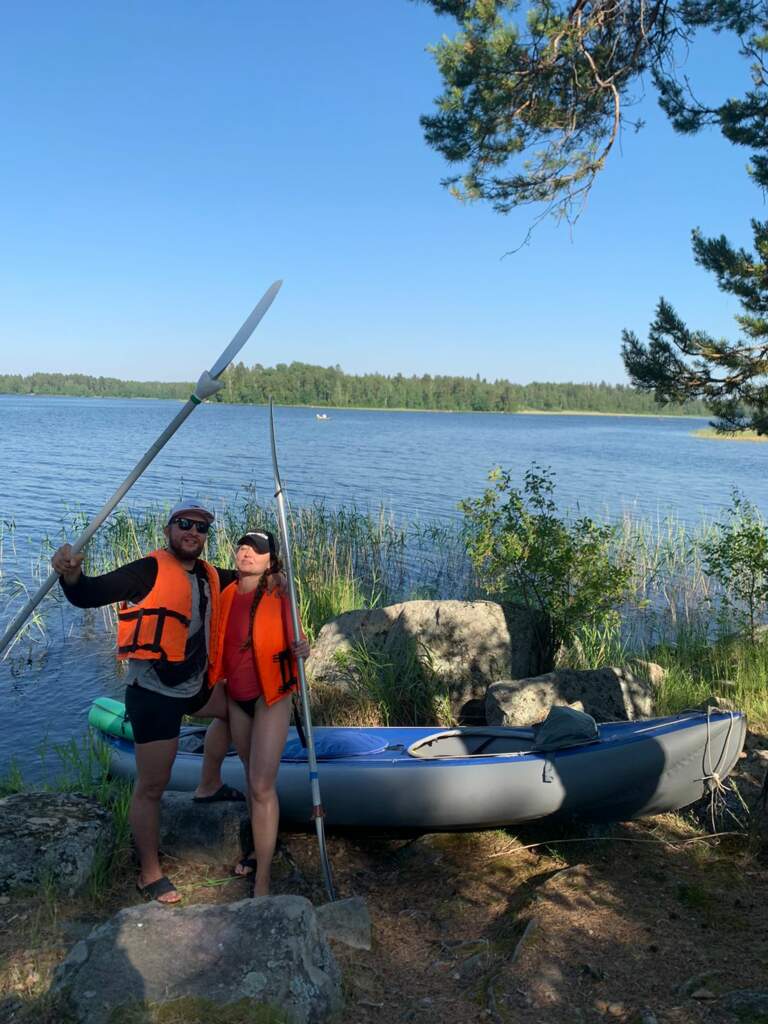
left=698, top=708, right=747, bottom=833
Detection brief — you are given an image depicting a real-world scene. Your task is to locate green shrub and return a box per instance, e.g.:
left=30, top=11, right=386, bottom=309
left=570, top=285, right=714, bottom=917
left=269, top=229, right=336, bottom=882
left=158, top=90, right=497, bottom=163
left=460, top=465, right=632, bottom=663
left=701, top=489, right=768, bottom=641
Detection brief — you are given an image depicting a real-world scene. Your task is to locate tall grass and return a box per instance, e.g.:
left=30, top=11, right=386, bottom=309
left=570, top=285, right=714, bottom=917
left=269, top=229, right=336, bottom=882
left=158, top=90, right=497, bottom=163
left=308, top=637, right=454, bottom=728
left=59, top=496, right=471, bottom=641
left=614, top=512, right=720, bottom=650
left=652, top=633, right=768, bottom=720
left=3, top=498, right=767, bottom=724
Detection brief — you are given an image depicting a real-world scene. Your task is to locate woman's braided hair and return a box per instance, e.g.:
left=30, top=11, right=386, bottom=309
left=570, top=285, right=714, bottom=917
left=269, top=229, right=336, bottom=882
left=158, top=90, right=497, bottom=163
left=240, top=548, right=283, bottom=651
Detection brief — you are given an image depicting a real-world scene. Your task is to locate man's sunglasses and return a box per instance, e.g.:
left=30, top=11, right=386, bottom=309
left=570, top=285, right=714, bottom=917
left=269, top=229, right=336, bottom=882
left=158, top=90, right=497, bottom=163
left=171, top=517, right=212, bottom=534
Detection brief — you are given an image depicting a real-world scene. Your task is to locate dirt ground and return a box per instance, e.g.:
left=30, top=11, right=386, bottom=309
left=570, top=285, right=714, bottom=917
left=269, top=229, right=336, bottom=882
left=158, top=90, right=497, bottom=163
left=1, top=739, right=767, bottom=1024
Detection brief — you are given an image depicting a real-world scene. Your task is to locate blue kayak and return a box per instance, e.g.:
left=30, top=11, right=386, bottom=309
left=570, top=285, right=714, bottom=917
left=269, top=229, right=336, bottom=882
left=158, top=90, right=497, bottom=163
left=88, top=697, right=746, bottom=829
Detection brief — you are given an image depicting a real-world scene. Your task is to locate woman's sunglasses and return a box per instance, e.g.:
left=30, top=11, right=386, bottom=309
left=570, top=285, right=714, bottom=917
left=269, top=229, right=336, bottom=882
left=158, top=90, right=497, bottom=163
left=171, top=516, right=212, bottom=534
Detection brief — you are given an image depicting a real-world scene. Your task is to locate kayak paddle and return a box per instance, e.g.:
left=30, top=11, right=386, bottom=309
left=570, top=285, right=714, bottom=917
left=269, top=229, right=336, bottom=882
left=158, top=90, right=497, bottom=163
left=0, top=281, right=283, bottom=660
left=269, top=398, right=336, bottom=901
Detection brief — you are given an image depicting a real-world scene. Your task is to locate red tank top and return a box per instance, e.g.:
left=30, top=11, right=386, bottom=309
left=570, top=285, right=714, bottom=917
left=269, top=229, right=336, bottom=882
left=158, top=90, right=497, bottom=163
left=222, top=590, right=263, bottom=701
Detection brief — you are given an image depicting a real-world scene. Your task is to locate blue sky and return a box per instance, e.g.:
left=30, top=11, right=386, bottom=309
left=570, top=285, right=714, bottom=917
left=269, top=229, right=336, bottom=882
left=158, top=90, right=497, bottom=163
left=0, top=2, right=758, bottom=385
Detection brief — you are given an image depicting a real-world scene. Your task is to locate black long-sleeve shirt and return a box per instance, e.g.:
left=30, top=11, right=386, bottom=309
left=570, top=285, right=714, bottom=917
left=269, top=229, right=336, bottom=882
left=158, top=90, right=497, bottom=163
left=60, top=556, right=238, bottom=694
left=59, top=557, right=237, bottom=607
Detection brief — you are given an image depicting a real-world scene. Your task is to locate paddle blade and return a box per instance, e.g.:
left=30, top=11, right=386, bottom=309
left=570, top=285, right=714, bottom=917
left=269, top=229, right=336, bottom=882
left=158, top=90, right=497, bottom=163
left=209, top=280, right=283, bottom=380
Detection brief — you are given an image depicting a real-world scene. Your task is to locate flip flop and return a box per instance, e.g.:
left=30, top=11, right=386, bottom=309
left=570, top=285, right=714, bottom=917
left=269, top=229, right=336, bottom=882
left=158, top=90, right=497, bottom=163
left=234, top=856, right=257, bottom=877
left=136, top=876, right=180, bottom=904
left=192, top=784, right=246, bottom=804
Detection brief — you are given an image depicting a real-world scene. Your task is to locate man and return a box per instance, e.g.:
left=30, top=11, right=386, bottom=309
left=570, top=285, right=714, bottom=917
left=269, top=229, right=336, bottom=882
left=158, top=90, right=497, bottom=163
left=52, top=499, right=263, bottom=904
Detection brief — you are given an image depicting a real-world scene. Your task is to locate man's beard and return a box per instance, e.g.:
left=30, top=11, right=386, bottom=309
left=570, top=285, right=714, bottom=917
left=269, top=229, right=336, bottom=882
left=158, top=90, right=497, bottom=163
left=168, top=535, right=204, bottom=561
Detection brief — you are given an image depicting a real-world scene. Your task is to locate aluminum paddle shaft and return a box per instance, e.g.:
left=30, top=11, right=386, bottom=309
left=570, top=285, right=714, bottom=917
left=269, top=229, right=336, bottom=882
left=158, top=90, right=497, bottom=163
left=269, top=400, right=336, bottom=901
left=0, top=281, right=283, bottom=660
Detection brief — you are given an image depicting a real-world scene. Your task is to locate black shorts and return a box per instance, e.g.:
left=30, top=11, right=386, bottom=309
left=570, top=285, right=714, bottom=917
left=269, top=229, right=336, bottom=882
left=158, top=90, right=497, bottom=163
left=125, top=682, right=213, bottom=745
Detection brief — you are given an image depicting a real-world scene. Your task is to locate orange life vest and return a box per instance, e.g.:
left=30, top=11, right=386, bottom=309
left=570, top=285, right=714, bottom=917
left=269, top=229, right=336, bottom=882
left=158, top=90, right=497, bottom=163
left=210, top=582, right=298, bottom=705
left=116, top=548, right=221, bottom=666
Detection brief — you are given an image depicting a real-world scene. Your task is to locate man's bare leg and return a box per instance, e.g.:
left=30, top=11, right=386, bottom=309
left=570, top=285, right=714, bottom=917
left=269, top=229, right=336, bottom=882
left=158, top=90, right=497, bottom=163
left=131, top=737, right=180, bottom=903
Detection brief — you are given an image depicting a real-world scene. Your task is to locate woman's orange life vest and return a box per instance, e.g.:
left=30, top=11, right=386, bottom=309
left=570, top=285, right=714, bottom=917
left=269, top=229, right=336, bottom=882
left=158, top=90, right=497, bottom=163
left=210, top=582, right=299, bottom=706
left=116, top=548, right=222, bottom=667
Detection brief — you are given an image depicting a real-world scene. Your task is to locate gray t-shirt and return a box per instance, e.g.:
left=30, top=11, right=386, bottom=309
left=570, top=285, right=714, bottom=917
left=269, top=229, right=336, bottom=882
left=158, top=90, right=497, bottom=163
left=125, top=570, right=211, bottom=699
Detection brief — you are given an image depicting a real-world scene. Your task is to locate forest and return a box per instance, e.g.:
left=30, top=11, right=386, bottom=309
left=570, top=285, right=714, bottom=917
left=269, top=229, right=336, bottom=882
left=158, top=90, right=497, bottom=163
left=0, top=364, right=709, bottom=415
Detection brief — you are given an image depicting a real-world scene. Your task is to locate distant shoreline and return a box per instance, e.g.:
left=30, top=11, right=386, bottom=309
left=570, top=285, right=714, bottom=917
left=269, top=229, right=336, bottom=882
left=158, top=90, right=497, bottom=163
left=693, top=427, right=768, bottom=442
left=2, top=393, right=707, bottom=421
left=517, top=408, right=706, bottom=421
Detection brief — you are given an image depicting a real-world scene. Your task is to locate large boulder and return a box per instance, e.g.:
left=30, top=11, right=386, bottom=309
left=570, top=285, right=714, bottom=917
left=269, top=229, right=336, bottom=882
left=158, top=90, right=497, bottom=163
left=486, top=665, right=661, bottom=725
left=0, top=792, right=113, bottom=897
left=52, top=894, right=342, bottom=1024
left=158, top=791, right=246, bottom=865
left=306, top=600, right=538, bottom=719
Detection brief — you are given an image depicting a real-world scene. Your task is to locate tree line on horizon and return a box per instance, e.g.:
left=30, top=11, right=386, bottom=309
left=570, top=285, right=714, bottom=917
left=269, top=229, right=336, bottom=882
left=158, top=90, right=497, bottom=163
left=0, top=364, right=709, bottom=415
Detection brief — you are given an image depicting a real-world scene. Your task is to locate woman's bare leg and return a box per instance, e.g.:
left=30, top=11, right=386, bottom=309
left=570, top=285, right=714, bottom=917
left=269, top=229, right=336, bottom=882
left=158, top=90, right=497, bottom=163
left=194, top=685, right=232, bottom=799
left=248, top=696, right=292, bottom=896
left=227, top=698, right=257, bottom=875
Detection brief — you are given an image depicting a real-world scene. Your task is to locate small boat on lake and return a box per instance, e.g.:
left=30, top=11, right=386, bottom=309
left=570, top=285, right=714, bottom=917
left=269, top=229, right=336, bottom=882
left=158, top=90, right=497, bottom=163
left=88, top=698, right=745, bottom=829
left=315, top=413, right=329, bottom=420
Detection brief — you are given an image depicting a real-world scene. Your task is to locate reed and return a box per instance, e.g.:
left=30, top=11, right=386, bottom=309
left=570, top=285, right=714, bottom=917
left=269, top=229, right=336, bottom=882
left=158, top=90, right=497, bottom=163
left=651, top=632, right=768, bottom=721
left=2, top=498, right=767, bottom=723
left=611, top=511, right=720, bottom=650
left=64, top=496, right=468, bottom=640
left=307, top=637, right=455, bottom=728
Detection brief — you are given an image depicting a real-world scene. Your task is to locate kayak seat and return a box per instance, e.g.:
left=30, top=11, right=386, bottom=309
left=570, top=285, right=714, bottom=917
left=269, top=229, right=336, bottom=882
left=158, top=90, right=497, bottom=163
left=407, top=728, right=536, bottom=759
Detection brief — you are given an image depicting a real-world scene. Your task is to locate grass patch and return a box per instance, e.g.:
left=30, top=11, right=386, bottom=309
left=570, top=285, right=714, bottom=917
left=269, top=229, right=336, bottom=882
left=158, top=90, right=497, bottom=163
left=108, top=996, right=290, bottom=1024
left=675, top=881, right=711, bottom=911
left=651, top=632, right=768, bottom=723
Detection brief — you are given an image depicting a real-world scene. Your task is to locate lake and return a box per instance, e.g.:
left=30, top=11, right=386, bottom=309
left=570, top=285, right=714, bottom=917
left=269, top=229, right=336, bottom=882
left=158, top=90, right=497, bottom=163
left=0, top=394, right=765, bottom=779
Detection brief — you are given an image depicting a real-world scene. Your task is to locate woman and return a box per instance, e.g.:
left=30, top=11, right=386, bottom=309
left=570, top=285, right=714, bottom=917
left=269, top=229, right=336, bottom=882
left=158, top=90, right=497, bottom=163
left=211, top=529, right=309, bottom=897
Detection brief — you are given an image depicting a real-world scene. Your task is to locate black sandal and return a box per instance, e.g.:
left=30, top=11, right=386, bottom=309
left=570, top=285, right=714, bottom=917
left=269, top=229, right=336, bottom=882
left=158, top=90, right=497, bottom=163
left=136, top=876, right=180, bottom=904
left=234, top=856, right=257, bottom=877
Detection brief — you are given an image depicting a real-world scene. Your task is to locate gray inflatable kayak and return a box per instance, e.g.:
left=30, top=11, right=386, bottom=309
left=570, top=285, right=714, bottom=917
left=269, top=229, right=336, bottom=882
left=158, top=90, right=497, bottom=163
left=89, top=698, right=746, bottom=829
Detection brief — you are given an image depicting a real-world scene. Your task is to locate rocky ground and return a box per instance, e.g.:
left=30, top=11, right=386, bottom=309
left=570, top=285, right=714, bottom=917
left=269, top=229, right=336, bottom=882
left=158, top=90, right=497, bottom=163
left=1, top=737, right=766, bottom=1024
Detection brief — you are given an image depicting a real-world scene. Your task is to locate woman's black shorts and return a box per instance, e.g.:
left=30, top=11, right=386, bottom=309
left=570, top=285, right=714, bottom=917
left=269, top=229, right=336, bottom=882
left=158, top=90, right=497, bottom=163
left=125, top=682, right=213, bottom=745
left=232, top=696, right=260, bottom=718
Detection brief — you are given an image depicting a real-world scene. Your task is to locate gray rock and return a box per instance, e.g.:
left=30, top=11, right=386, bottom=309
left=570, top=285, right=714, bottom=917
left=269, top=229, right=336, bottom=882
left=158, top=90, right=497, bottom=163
left=52, top=894, right=342, bottom=1024
left=158, top=791, right=246, bottom=864
left=393, top=834, right=452, bottom=868
left=627, top=659, right=667, bottom=688
left=676, top=970, right=724, bottom=997
left=509, top=917, right=538, bottom=965
left=720, top=989, right=768, bottom=1015
left=0, top=792, right=113, bottom=896
left=0, top=994, right=23, bottom=1021
left=693, top=694, right=739, bottom=712
left=486, top=665, right=657, bottom=725
left=306, top=599, right=531, bottom=720
left=316, top=896, right=371, bottom=950
left=457, top=950, right=493, bottom=982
